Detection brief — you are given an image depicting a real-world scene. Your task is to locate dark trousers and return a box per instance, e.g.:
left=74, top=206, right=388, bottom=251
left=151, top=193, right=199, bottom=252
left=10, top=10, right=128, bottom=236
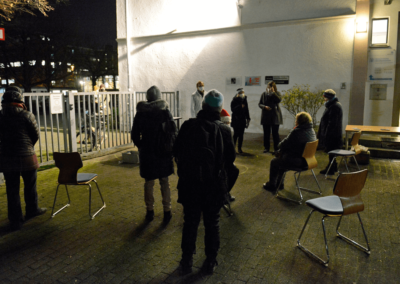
left=269, top=156, right=307, bottom=186
left=233, top=126, right=245, bottom=151
left=181, top=201, right=222, bottom=260
left=263, top=124, right=280, bottom=151
left=4, top=169, right=38, bottom=224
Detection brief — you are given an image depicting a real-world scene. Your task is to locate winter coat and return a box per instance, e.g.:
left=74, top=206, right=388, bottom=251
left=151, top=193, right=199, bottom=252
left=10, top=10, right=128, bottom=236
left=230, top=95, right=250, bottom=129
left=191, top=90, right=204, bottom=118
left=258, top=91, right=283, bottom=125
left=173, top=110, right=236, bottom=205
left=279, top=123, right=316, bottom=157
left=0, top=106, right=39, bottom=157
left=131, top=99, right=174, bottom=180
left=317, top=97, right=343, bottom=152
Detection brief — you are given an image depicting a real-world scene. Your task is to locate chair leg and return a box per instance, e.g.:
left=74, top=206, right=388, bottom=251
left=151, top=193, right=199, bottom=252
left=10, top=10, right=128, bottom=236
left=299, top=169, right=322, bottom=195
left=276, top=171, right=303, bottom=204
left=222, top=194, right=233, bottom=217
left=343, top=157, right=350, bottom=172
left=352, top=156, right=361, bottom=170
left=51, top=184, right=71, bottom=218
left=325, top=156, right=338, bottom=179
left=89, top=180, right=106, bottom=219
left=297, top=210, right=329, bottom=266
left=336, top=213, right=371, bottom=254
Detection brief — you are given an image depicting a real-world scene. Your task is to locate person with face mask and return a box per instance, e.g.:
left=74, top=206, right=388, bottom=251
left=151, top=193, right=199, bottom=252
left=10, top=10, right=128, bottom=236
left=191, top=81, right=205, bottom=118
left=230, top=88, right=250, bottom=154
left=258, top=81, right=283, bottom=154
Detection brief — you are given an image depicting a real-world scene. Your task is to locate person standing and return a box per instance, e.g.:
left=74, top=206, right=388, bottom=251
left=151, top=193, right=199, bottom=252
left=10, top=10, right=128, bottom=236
left=191, top=81, right=205, bottom=118
left=174, top=90, right=236, bottom=275
left=231, top=88, right=250, bottom=154
left=258, top=81, right=283, bottom=154
left=131, top=85, right=176, bottom=223
left=317, top=89, right=343, bottom=175
left=0, top=87, right=47, bottom=231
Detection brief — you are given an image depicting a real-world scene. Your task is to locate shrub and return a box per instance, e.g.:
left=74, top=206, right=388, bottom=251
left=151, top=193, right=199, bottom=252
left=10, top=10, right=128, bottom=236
left=281, top=84, right=325, bottom=126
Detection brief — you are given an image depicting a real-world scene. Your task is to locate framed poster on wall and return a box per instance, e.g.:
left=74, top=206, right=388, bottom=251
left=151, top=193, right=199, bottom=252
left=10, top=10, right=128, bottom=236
left=245, top=76, right=261, bottom=86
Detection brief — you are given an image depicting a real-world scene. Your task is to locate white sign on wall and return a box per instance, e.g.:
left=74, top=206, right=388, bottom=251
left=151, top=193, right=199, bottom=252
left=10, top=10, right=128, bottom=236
left=367, top=49, right=395, bottom=81
left=50, top=94, right=63, bottom=114
left=226, top=77, right=242, bottom=86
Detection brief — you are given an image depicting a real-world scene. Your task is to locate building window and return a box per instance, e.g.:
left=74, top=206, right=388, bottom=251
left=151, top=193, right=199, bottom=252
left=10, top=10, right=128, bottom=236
left=371, top=18, right=389, bottom=46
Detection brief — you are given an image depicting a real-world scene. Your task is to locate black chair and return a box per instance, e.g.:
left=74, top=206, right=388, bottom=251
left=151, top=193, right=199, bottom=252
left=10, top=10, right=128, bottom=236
left=51, top=152, right=106, bottom=219
left=297, top=169, right=370, bottom=266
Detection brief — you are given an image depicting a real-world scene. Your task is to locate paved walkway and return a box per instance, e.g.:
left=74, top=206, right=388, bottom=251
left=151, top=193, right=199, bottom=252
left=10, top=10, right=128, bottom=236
left=0, top=134, right=399, bottom=283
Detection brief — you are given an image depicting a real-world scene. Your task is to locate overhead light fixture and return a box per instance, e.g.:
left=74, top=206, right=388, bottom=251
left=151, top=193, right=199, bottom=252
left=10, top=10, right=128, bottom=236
left=356, top=21, right=368, bottom=33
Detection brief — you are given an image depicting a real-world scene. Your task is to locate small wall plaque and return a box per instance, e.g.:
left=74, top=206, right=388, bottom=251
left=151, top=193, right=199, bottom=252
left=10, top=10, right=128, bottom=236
left=265, top=76, right=289, bottom=84
left=369, top=84, right=387, bottom=100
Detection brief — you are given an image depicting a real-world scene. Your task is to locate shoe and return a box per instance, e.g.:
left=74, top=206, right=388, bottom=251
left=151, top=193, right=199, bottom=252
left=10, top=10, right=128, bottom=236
left=263, top=149, right=269, bottom=153
left=145, top=210, right=154, bottom=221
left=278, top=183, right=284, bottom=190
left=238, top=149, right=243, bottom=154
left=320, top=166, right=337, bottom=175
left=179, top=256, right=193, bottom=275
left=263, top=182, right=276, bottom=192
left=229, top=195, right=236, bottom=202
left=25, top=208, right=47, bottom=220
left=202, top=258, right=218, bottom=275
left=163, top=211, right=172, bottom=223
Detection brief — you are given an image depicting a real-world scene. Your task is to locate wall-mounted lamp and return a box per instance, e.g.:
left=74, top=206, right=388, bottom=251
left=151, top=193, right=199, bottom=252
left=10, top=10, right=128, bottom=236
left=356, top=21, right=368, bottom=33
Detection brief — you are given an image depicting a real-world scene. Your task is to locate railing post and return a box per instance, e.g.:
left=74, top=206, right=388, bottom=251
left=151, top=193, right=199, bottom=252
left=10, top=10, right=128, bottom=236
left=62, top=93, right=69, bottom=152
left=67, top=91, right=77, bottom=152
left=176, top=90, right=180, bottom=117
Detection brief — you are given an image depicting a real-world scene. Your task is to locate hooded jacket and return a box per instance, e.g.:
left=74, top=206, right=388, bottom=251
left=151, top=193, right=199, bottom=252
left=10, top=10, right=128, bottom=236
left=317, top=97, right=343, bottom=152
left=0, top=106, right=39, bottom=157
left=131, top=99, right=174, bottom=180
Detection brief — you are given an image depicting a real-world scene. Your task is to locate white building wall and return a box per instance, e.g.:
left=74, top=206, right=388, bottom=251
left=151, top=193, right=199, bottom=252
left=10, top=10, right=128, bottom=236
left=117, top=0, right=357, bottom=133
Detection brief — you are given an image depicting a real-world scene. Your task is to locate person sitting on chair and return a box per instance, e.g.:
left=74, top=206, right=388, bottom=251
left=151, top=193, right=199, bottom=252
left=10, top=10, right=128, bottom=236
left=263, top=112, right=316, bottom=192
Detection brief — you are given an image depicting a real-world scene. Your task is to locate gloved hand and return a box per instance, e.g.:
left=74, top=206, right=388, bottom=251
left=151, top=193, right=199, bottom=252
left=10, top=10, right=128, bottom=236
left=246, top=119, right=250, bottom=129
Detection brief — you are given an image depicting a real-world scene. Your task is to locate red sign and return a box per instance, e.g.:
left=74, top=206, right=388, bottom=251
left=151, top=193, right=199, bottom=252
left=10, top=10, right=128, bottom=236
left=0, top=28, right=4, bottom=41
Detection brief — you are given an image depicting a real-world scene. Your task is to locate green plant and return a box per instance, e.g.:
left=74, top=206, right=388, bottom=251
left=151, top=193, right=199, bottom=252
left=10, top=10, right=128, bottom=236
left=281, top=84, right=325, bottom=126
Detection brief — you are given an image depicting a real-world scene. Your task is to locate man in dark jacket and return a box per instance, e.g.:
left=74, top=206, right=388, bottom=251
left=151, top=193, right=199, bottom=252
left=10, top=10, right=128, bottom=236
left=173, top=90, right=236, bottom=275
left=317, top=89, right=343, bottom=175
left=131, top=86, right=176, bottom=223
left=263, top=112, right=316, bottom=192
left=0, top=86, right=47, bottom=231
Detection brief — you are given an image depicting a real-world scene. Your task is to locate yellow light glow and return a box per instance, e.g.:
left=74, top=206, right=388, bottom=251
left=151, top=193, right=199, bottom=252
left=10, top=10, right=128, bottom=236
left=356, top=21, right=367, bottom=33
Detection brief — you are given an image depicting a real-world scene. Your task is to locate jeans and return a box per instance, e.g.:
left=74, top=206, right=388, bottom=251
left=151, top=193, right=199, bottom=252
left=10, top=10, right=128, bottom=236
left=263, top=124, right=280, bottom=151
left=4, top=169, right=39, bottom=224
left=181, top=201, right=222, bottom=260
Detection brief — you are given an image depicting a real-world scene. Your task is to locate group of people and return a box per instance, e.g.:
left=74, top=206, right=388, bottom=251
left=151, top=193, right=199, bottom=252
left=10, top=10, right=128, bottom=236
left=132, top=83, right=343, bottom=275
left=0, top=82, right=343, bottom=276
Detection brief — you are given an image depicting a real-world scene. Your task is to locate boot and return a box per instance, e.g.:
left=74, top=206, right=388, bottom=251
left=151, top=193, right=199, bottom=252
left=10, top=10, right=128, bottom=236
left=145, top=210, right=154, bottom=221
left=202, top=258, right=218, bottom=275
left=320, top=160, right=337, bottom=175
left=163, top=211, right=172, bottom=223
left=179, top=254, right=193, bottom=275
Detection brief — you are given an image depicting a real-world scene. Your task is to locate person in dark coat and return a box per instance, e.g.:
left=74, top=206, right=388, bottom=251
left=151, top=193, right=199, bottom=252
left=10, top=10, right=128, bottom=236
left=263, top=112, right=316, bottom=192
left=0, top=86, right=47, bottom=231
left=231, top=88, right=250, bottom=154
left=317, top=89, right=343, bottom=175
left=258, top=81, right=283, bottom=154
left=173, top=90, right=236, bottom=275
left=131, top=86, right=176, bottom=222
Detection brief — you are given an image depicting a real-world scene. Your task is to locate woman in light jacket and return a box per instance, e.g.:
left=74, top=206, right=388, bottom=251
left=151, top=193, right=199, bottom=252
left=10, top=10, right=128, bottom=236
left=258, top=81, right=283, bottom=154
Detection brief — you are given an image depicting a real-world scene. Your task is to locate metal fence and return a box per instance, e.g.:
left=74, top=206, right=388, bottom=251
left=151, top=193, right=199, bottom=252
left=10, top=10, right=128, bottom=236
left=0, top=91, right=180, bottom=165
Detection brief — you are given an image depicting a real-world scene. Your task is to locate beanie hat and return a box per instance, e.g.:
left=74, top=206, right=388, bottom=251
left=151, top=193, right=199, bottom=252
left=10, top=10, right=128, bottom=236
left=202, top=89, right=223, bottom=112
left=146, top=85, right=161, bottom=102
left=236, top=88, right=244, bottom=94
left=220, top=109, right=231, bottom=124
left=2, top=86, right=24, bottom=103
left=323, top=89, right=336, bottom=100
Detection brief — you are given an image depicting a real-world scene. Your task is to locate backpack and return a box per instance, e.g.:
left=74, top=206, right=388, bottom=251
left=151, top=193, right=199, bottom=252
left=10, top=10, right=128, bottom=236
left=155, top=109, right=177, bottom=156
left=176, top=118, right=224, bottom=183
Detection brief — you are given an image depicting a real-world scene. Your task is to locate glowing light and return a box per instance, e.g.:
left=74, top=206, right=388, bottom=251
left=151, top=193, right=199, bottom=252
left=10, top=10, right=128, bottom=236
left=356, top=21, right=367, bottom=33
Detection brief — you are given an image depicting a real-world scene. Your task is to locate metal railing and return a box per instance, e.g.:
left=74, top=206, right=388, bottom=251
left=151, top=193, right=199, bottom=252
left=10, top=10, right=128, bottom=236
left=0, top=90, right=180, bottom=165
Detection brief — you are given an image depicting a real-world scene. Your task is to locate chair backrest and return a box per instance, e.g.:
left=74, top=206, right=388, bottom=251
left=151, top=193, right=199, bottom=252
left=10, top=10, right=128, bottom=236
left=302, top=140, right=318, bottom=170
left=351, top=131, right=362, bottom=155
left=53, top=152, right=83, bottom=184
left=333, top=169, right=368, bottom=215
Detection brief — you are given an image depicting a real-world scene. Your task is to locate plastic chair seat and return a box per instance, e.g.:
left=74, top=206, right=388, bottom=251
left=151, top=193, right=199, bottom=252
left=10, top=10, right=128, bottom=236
left=328, top=149, right=356, bottom=156
left=306, top=196, right=343, bottom=216
left=77, top=173, right=97, bottom=184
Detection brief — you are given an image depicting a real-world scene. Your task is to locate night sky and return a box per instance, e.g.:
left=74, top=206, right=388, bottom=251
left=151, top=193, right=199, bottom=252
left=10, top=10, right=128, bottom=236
left=49, top=0, right=117, bottom=48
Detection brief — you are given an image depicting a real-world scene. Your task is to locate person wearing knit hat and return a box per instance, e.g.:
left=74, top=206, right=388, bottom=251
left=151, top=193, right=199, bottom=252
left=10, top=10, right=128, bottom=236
left=0, top=86, right=47, bottom=231
left=317, top=88, right=343, bottom=175
left=231, top=88, right=250, bottom=154
left=131, top=85, right=176, bottom=223
left=173, top=89, right=236, bottom=275
left=220, top=109, right=231, bottom=125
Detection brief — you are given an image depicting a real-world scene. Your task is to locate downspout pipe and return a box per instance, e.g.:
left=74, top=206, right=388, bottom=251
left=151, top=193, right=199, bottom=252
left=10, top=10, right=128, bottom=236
left=125, top=0, right=131, bottom=91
